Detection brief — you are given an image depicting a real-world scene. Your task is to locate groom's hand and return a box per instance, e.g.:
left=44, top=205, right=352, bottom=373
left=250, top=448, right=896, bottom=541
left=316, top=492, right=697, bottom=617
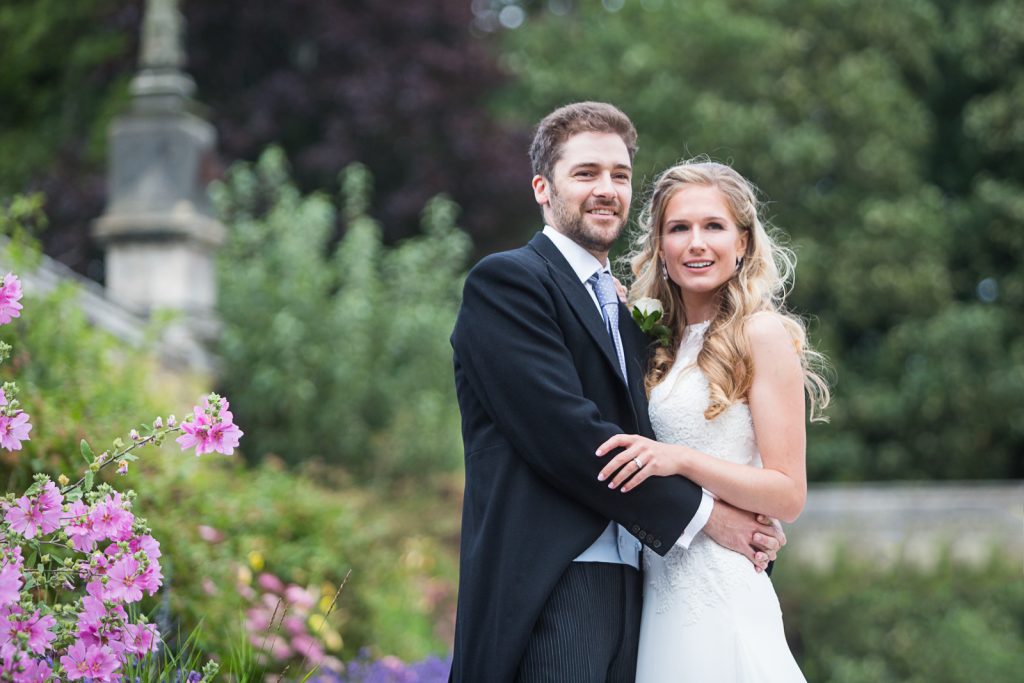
left=703, top=500, right=785, bottom=573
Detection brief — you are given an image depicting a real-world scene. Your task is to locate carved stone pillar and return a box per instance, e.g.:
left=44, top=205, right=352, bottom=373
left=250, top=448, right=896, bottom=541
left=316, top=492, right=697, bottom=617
left=93, top=0, right=223, bottom=340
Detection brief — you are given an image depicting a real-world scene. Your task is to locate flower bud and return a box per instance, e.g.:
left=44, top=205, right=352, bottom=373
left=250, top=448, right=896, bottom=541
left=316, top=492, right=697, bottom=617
left=57, top=474, right=70, bottom=487
left=130, top=429, right=140, bottom=441
left=117, top=460, right=129, bottom=476
left=634, top=297, right=664, bottom=316
left=113, top=438, right=124, bottom=450
left=167, top=415, right=177, bottom=427
left=154, top=417, right=164, bottom=429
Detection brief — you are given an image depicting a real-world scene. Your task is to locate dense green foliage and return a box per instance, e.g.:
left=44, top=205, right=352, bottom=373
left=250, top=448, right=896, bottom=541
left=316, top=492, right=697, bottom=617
left=0, top=0, right=136, bottom=274
left=492, top=0, right=1024, bottom=481
left=213, top=149, right=470, bottom=477
left=775, top=558, right=1024, bottom=683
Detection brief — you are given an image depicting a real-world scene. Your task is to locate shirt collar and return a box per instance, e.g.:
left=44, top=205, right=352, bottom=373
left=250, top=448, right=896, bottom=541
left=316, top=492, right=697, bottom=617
left=542, top=225, right=608, bottom=284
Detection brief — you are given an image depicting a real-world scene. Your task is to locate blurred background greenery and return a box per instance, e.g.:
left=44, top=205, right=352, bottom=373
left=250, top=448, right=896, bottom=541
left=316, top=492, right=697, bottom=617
left=1, top=0, right=1021, bottom=679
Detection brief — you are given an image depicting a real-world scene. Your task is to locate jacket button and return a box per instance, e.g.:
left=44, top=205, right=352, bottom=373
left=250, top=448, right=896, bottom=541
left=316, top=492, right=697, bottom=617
left=631, top=525, right=640, bottom=533
left=652, top=539, right=662, bottom=549
left=638, top=531, right=647, bottom=540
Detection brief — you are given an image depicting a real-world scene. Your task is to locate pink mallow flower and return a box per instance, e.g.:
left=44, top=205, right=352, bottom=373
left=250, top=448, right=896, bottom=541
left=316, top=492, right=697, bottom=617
left=0, top=412, right=32, bottom=451
left=63, top=501, right=100, bottom=553
left=176, top=400, right=243, bottom=456
left=4, top=481, right=62, bottom=539
left=0, top=609, right=56, bottom=657
left=60, top=641, right=119, bottom=681
left=75, top=585, right=128, bottom=650
left=104, top=556, right=143, bottom=603
left=4, top=655, right=52, bottom=683
left=121, top=622, right=160, bottom=657
left=0, top=565, right=22, bottom=607
left=0, top=274, right=23, bottom=325
left=88, top=494, right=133, bottom=542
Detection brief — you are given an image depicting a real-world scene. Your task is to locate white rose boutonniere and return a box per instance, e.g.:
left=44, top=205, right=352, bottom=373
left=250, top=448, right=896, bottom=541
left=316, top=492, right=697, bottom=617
left=631, top=297, right=671, bottom=347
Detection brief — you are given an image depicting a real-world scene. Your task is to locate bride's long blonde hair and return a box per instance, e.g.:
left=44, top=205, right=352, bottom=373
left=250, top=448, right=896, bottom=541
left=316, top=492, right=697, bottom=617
left=625, top=158, right=830, bottom=421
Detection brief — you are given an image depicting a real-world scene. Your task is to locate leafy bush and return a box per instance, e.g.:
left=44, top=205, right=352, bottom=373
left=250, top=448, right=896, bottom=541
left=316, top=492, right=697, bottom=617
left=138, top=457, right=460, bottom=668
left=775, top=557, right=1024, bottom=683
left=213, top=148, right=471, bottom=478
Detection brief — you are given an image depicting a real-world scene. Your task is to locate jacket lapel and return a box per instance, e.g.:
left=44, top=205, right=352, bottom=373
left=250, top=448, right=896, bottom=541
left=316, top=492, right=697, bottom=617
left=528, top=232, right=629, bottom=389
left=618, top=309, right=655, bottom=434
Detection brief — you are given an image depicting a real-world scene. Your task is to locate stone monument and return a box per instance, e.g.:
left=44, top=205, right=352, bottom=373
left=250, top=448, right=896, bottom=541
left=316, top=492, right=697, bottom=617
left=93, top=0, right=223, bottom=340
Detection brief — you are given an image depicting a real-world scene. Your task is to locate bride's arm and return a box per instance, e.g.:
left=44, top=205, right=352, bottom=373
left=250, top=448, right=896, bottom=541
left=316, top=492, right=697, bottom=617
left=596, top=312, right=807, bottom=523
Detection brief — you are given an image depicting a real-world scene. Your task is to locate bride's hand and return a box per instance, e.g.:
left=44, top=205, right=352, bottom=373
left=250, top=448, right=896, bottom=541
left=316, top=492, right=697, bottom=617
left=595, top=434, right=686, bottom=492
left=611, top=276, right=629, bottom=306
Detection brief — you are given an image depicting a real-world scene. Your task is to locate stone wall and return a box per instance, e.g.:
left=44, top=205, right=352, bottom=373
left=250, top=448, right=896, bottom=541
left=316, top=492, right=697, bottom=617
left=3, top=242, right=217, bottom=375
left=788, top=481, right=1024, bottom=569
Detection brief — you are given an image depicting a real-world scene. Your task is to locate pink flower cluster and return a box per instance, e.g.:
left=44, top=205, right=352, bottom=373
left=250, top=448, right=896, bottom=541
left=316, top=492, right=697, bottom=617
left=176, top=395, right=244, bottom=456
left=0, top=274, right=33, bottom=452
left=242, top=572, right=342, bottom=673
left=0, top=386, right=33, bottom=453
left=0, top=280, right=240, bottom=681
left=0, top=482, right=162, bottom=681
left=0, top=274, right=23, bottom=325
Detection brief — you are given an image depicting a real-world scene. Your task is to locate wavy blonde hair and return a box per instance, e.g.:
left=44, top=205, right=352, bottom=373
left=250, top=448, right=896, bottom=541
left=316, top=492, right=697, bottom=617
left=624, top=158, right=830, bottom=421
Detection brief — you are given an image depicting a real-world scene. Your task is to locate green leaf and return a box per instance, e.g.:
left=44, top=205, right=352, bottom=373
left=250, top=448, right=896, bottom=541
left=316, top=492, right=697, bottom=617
left=82, top=470, right=94, bottom=493
left=80, top=439, right=95, bottom=465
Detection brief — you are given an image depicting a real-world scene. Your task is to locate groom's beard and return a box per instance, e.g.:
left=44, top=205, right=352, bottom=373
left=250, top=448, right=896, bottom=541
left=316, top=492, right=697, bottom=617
left=549, top=188, right=626, bottom=254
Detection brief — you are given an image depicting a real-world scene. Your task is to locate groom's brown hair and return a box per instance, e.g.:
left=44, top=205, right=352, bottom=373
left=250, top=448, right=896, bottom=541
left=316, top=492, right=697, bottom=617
left=529, top=102, right=638, bottom=180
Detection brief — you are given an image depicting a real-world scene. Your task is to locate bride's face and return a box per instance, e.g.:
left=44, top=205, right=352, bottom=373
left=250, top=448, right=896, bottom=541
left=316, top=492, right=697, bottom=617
left=659, top=184, right=748, bottom=303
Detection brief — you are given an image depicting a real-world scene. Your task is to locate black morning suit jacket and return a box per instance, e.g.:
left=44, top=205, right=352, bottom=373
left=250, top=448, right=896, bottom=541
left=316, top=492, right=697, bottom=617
left=448, top=232, right=704, bottom=682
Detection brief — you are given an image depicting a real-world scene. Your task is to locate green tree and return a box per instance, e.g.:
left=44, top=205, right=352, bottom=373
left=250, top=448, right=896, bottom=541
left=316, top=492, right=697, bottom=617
left=213, top=148, right=470, bottom=478
left=489, top=0, right=1024, bottom=480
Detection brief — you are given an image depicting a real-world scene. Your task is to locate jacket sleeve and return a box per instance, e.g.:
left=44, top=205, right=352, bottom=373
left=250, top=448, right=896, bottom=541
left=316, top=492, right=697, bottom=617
left=452, top=252, right=701, bottom=554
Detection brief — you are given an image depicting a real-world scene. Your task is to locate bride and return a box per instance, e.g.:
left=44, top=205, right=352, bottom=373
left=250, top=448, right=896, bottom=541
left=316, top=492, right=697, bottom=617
left=596, top=159, right=830, bottom=682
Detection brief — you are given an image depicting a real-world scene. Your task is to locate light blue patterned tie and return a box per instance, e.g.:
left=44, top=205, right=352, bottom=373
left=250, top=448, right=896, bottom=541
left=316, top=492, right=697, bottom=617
left=588, top=270, right=628, bottom=381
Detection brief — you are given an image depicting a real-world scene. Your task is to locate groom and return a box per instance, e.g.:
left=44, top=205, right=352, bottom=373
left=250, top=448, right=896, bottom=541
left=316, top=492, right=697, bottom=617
left=449, top=102, right=784, bottom=683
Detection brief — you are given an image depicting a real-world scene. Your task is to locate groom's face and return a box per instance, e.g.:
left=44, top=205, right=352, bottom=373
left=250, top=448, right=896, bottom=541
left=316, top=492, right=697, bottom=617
left=532, top=132, right=633, bottom=259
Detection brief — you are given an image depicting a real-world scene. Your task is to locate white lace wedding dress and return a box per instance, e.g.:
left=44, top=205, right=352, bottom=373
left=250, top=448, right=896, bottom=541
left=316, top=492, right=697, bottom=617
left=635, top=321, right=806, bottom=683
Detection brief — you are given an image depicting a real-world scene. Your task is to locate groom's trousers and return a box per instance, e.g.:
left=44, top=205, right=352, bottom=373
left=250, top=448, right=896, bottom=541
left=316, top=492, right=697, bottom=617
left=515, top=562, right=642, bottom=683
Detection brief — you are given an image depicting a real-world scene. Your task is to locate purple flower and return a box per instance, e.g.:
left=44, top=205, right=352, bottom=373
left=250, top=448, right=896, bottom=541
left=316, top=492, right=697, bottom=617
left=325, top=651, right=453, bottom=683
left=0, top=274, right=23, bottom=325
left=4, top=482, right=62, bottom=539
left=0, top=412, right=32, bottom=451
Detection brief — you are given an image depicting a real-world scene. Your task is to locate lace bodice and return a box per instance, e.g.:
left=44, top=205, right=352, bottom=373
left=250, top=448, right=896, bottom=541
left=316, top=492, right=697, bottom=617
left=645, top=321, right=774, bottom=622
left=649, top=321, right=761, bottom=470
